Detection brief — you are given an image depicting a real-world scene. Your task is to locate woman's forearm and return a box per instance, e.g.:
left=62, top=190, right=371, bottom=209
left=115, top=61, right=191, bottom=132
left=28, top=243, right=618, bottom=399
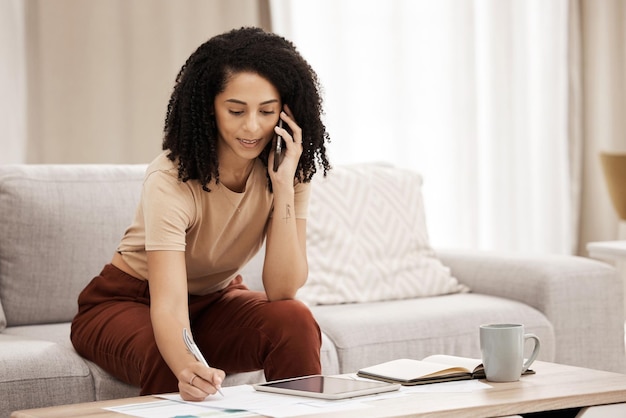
left=262, top=190, right=308, bottom=300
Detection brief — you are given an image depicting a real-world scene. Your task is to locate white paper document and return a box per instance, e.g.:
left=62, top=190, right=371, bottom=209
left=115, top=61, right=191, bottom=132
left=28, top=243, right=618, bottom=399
left=104, top=398, right=256, bottom=417
left=105, top=378, right=491, bottom=417
left=158, top=385, right=380, bottom=417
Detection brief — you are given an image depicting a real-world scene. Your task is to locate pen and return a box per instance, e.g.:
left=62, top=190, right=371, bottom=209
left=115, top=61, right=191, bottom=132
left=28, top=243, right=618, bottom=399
left=183, top=328, right=225, bottom=396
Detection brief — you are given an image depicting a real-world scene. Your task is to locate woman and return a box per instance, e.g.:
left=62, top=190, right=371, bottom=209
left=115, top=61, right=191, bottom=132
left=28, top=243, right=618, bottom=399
left=71, top=27, right=331, bottom=401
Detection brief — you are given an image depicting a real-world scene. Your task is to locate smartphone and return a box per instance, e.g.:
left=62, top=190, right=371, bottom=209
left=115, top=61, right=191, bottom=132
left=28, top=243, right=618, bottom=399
left=273, top=119, right=284, bottom=172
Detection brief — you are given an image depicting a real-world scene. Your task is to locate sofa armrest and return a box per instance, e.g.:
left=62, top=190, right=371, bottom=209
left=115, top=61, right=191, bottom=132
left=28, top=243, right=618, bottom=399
left=437, top=249, right=625, bottom=373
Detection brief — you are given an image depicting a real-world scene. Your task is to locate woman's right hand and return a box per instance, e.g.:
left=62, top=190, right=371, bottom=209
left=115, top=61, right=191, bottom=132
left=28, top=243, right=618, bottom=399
left=179, top=362, right=225, bottom=401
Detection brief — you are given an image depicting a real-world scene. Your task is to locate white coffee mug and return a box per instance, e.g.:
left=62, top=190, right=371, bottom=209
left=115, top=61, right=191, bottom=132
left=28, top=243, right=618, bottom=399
left=479, top=323, right=541, bottom=382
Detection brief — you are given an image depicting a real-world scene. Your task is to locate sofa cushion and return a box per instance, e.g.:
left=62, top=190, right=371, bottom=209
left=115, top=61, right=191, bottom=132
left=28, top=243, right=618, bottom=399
left=6, top=321, right=339, bottom=394
left=0, top=334, right=94, bottom=416
left=298, top=164, right=468, bottom=305
left=0, top=165, right=145, bottom=328
left=311, top=293, right=555, bottom=374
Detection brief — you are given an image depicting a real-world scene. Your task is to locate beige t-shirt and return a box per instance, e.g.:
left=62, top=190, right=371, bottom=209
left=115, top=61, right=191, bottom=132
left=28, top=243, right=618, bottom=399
left=118, top=152, right=311, bottom=295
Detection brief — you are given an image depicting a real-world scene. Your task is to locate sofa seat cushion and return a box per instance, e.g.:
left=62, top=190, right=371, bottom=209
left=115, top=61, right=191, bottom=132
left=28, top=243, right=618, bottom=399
left=6, top=322, right=340, bottom=394
left=4, top=324, right=140, bottom=402
left=0, top=334, right=94, bottom=416
left=311, top=293, right=555, bottom=374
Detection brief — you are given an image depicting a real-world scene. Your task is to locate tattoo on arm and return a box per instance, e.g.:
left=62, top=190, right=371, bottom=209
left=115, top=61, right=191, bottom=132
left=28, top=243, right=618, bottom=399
left=283, top=204, right=292, bottom=222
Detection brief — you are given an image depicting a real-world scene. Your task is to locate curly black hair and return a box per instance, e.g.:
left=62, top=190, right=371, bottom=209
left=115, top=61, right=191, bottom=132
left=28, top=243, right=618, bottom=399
left=163, top=27, right=331, bottom=191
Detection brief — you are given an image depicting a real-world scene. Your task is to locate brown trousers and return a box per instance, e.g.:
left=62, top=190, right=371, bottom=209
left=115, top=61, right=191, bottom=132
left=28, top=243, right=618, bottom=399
left=70, top=264, right=322, bottom=395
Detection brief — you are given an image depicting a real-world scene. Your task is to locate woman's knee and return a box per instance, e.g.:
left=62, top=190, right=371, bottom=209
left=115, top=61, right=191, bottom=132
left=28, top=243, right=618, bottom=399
left=267, top=299, right=321, bottom=342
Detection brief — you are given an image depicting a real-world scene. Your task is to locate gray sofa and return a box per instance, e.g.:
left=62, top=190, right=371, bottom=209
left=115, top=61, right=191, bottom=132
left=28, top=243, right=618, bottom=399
left=1, top=163, right=624, bottom=417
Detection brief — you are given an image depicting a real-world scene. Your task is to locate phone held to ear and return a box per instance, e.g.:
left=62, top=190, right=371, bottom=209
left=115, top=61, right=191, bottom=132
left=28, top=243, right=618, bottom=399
left=273, top=119, right=284, bottom=172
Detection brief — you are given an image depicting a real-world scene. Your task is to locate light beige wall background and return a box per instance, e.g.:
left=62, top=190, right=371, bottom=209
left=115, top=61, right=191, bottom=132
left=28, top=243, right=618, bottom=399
left=1, top=0, right=26, bottom=164
left=578, top=0, right=626, bottom=251
left=24, top=0, right=269, bottom=164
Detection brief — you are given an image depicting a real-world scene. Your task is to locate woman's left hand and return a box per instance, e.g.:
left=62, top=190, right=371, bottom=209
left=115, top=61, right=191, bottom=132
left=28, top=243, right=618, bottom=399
left=269, top=104, right=303, bottom=190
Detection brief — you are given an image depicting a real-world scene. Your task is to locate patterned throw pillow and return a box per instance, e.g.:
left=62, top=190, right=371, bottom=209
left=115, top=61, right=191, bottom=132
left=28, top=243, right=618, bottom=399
left=297, top=164, right=468, bottom=305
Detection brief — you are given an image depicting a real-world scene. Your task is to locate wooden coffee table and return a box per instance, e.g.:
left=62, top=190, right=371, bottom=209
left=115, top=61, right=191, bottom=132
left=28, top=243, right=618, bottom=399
left=11, top=361, right=626, bottom=417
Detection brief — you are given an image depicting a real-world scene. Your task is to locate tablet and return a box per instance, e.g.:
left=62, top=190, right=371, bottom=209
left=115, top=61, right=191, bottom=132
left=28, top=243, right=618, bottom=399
left=253, top=375, right=401, bottom=400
